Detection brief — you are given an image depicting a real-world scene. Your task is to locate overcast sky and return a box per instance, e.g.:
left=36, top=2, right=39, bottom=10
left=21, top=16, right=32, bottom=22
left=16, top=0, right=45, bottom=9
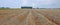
left=0, top=0, right=60, bottom=8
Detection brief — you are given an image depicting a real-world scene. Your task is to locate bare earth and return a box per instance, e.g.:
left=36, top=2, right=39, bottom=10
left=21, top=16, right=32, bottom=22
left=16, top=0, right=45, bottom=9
left=0, top=9, right=60, bottom=25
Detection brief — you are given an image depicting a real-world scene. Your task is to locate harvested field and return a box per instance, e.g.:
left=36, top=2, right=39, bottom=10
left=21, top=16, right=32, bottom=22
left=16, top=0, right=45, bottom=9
left=0, top=9, right=60, bottom=25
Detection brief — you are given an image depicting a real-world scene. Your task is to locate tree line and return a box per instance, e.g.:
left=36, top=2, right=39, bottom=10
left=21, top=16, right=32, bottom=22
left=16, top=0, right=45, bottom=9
left=0, top=7, right=10, bottom=9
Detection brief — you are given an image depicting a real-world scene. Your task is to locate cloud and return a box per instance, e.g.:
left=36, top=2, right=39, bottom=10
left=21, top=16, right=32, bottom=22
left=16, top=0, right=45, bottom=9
left=41, top=0, right=52, bottom=4
left=32, top=0, right=60, bottom=8
left=0, top=0, right=60, bottom=8
left=21, top=0, right=28, bottom=6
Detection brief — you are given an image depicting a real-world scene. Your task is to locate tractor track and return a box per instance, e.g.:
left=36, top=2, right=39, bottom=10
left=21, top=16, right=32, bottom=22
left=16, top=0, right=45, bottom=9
left=34, top=9, right=59, bottom=25
left=32, top=10, right=58, bottom=25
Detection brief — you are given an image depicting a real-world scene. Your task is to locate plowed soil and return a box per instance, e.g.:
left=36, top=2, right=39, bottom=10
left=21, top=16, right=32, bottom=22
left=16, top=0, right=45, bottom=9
left=0, top=9, right=60, bottom=25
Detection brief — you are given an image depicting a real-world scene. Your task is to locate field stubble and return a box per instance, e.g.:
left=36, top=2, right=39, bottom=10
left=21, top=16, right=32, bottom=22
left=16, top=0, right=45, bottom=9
left=0, top=9, right=60, bottom=25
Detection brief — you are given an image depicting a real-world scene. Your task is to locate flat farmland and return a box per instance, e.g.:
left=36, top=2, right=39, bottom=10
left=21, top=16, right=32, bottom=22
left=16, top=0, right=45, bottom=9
left=0, top=9, right=60, bottom=25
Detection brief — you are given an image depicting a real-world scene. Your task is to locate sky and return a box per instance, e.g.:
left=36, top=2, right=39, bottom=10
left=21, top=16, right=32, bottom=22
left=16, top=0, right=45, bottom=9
left=0, top=0, right=60, bottom=8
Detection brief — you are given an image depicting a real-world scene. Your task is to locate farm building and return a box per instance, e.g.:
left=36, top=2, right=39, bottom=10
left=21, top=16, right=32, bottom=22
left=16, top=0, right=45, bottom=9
left=21, top=6, right=32, bottom=9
